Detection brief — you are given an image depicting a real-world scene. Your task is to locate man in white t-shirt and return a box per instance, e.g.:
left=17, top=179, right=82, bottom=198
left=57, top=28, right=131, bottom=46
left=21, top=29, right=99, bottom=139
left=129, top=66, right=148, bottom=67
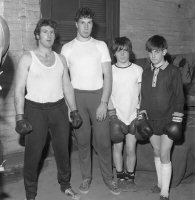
left=61, top=7, right=120, bottom=195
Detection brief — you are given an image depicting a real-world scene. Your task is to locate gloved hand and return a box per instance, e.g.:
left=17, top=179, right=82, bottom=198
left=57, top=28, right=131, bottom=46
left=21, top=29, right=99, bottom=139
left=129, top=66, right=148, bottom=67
left=70, top=110, right=83, bottom=129
left=163, top=112, right=184, bottom=141
left=136, top=111, right=153, bottom=141
left=108, top=109, right=128, bottom=143
left=15, top=114, right=32, bottom=136
left=108, top=109, right=128, bottom=135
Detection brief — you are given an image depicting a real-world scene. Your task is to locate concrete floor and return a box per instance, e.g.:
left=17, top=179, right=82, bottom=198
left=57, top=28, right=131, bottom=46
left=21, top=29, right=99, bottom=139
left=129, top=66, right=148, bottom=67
left=1, top=151, right=195, bottom=200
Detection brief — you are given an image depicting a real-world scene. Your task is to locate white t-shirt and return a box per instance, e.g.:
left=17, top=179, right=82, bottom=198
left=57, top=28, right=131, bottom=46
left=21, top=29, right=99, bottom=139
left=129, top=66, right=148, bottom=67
left=111, top=63, right=143, bottom=125
left=25, top=51, right=64, bottom=103
left=61, top=37, right=111, bottom=90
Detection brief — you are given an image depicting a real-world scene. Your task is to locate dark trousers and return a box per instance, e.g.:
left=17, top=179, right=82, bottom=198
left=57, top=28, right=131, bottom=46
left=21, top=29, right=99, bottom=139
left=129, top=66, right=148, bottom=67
left=74, top=89, right=113, bottom=182
left=24, top=99, right=71, bottom=199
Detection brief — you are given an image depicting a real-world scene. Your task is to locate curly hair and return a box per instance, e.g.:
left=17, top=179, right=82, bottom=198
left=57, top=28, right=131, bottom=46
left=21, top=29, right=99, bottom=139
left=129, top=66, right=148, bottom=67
left=74, top=7, right=95, bottom=22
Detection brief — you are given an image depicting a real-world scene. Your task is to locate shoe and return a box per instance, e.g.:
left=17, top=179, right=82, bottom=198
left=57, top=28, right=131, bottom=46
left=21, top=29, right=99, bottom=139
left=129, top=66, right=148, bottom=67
left=65, top=187, right=80, bottom=200
left=160, top=195, right=169, bottom=200
left=126, top=179, right=137, bottom=192
left=105, top=180, right=121, bottom=195
left=117, top=179, right=128, bottom=192
left=151, top=185, right=161, bottom=193
left=79, top=178, right=91, bottom=194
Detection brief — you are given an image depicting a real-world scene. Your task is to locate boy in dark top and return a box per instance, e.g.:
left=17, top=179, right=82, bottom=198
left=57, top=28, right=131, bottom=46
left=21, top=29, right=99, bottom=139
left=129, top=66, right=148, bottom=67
left=139, top=35, right=184, bottom=200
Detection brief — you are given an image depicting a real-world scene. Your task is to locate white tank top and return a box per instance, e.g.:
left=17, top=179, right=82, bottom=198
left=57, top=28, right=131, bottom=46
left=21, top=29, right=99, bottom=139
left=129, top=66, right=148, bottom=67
left=25, top=51, right=64, bottom=103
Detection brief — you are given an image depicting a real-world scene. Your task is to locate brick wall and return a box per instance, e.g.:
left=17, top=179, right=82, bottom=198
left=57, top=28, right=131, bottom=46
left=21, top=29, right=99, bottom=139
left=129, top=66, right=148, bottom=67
left=0, top=0, right=40, bottom=154
left=120, top=0, right=195, bottom=58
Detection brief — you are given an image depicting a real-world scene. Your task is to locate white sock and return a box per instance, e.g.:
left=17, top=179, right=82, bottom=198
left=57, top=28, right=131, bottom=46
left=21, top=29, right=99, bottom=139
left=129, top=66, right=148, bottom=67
left=161, top=162, right=172, bottom=197
left=154, top=157, right=162, bottom=188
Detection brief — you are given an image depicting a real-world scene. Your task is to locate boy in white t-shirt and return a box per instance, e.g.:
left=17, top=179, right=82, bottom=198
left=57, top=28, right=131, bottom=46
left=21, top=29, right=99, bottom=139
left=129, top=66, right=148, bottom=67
left=108, top=37, right=143, bottom=191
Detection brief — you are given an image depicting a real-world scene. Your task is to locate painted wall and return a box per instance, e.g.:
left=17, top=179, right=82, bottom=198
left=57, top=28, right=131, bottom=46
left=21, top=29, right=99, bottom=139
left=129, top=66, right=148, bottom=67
left=0, top=0, right=195, bottom=155
left=120, top=0, right=195, bottom=58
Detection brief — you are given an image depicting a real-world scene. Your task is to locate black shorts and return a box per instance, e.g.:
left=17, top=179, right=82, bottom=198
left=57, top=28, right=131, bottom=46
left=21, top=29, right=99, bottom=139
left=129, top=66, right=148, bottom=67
left=148, top=118, right=171, bottom=136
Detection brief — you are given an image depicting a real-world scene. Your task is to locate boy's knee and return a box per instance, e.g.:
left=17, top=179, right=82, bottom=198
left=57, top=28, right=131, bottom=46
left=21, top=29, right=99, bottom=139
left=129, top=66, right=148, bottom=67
left=160, top=151, right=170, bottom=163
left=126, top=148, right=136, bottom=157
left=153, top=148, right=160, bottom=157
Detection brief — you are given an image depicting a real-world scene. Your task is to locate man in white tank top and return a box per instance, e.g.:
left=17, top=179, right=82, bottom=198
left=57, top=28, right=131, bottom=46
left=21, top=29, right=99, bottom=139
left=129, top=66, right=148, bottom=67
left=14, top=19, right=82, bottom=200
left=61, top=7, right=120, bottom=195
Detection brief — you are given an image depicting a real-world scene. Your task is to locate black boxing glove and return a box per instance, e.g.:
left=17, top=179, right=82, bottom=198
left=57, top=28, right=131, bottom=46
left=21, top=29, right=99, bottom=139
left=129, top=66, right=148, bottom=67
left=108, top=109, right=128, bottom=135
left=70, top=110, right=83, bottom=129
left=136, top=111, right=153, bottom=141
left=108, top=109, right=128, bottom=143
left=15, top=114, right=32, bottom=136
left=163, top=112, right=184, bottom=141
left=109, top=116, right=125, bottom=143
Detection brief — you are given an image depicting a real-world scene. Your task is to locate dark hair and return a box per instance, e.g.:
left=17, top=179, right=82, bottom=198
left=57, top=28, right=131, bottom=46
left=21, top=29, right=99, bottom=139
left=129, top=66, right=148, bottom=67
left=112, top=37, right=132, bottom=55
left=145, top=35, right=168, bottom=52
left=74, top=7, right=95, bottom=22
left=34, top=19, right=57, bottom=40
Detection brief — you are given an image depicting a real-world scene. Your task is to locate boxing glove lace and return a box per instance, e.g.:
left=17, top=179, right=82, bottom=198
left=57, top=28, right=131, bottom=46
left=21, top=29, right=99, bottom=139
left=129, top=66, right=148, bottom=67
left=136, top=111, right=153, bottom=141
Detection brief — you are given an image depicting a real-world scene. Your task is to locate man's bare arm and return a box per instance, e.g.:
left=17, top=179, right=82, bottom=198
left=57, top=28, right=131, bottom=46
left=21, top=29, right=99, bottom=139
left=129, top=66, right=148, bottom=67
left=14, top=52, right=31, bottom=115
left=59, top=54, right=77, bottom=111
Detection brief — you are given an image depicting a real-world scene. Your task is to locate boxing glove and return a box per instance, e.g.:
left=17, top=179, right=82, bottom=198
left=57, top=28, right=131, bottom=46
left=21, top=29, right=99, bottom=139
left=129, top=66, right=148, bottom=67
left=108, top=109, right=128, bottom=143
left=163, top=112, right=184, bottom=141
left=136, top=111, right=153, bottom=141
left=15, top=114, right=32, bottom=136
left=70, top=110, right=83, bottom=129
left=109, top=115, right=126, bottom=143
left=108, top=109, right=128, bottom=135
